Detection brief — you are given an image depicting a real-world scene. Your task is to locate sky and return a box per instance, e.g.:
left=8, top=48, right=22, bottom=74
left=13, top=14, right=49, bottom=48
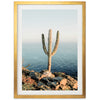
left=22, top=9, right=78, bottom=43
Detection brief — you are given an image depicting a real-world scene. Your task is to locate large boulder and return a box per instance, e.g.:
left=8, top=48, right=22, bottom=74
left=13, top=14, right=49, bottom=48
left=40, top=70, right=55, bottom=80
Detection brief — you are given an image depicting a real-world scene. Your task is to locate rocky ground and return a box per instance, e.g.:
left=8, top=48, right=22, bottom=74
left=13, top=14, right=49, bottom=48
left=22, top=67, right=78, bottom=90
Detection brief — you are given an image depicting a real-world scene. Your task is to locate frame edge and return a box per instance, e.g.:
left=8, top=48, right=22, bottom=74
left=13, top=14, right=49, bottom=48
left=14, top=1, right=86, bottom=98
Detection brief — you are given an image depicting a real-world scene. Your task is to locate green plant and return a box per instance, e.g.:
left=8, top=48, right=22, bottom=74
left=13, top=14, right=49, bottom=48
left=42, top=29, right=59, bottom=72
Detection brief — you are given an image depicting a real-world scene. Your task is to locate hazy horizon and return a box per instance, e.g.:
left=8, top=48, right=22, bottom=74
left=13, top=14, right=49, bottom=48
left=22, top=9, right=78, bottom=43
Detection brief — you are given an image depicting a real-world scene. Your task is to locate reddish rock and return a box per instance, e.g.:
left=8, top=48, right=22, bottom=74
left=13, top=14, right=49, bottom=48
left=73, top=81, right=78, bottom=89
left=60, top=85, right=71, bottom=90
left=55, top=85, right=60, bottom=90
left=30, top=70, right=34, bottom=72
left=26, top=77, right=37, bottom=85
left=22, top=75, right=27, bottom=84
left=22, top=75, right=37, bottom=85
left=22, top=67, right=78, bottom=90
left=60, top=78, right=67, bottom=86
left=22, top=67, right=30, bottom=76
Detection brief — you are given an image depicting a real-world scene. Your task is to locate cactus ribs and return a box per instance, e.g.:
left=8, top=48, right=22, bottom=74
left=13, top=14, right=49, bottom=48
left=42, top=29, right=59, bottom=72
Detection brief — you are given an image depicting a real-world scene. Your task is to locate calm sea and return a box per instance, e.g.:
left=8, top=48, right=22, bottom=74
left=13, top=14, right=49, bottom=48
left=22, top=42, right=77, bottom=77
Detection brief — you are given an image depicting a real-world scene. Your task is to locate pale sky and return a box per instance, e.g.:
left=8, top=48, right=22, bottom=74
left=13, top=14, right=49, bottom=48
left=22, top=9, right=78, bottom=43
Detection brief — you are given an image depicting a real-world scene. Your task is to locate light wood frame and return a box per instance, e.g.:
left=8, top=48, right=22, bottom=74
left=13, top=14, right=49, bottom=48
left=14, top=1, right=86, bottom=98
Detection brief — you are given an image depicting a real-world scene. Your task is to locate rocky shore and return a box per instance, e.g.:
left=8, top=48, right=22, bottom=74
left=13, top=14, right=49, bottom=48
left=22, top=67, right=78, bottom=90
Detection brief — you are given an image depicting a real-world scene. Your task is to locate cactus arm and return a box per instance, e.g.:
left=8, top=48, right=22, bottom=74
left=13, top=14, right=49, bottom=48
left=42, top=34, right=48, bottom=55
left=51, top=31, right=59, bottom=56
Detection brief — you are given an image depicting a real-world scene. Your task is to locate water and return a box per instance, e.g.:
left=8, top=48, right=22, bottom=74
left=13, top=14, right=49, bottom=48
left=22, top=42, right=77, bottom=77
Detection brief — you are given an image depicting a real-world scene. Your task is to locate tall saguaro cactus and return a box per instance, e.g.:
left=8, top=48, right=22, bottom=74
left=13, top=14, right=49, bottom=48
left=42, top=29, right=59, bottom=72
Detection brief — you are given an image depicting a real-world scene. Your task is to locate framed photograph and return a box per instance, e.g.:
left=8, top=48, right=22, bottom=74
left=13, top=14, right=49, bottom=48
left=14, top=1, right=86, bottom=98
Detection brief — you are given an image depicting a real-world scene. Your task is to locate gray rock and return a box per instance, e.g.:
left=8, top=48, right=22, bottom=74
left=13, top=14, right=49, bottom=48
left=29, top=72, right=41, bottom=81
left=47, top=77, right=63, bottom=82
left=48, top=77, right=64, bottom=82
left=36, top=84, right=51, bottom=90
left=47, top=77, right=54, bottom=82
left=52, top=77, right=64, bottom=82
left=48, top=77, right=67, bottom=86
left=47, top=81, right=58, bottom=88
left=40, top=77, right=49, bottom=85
left=37, top=82, right=45, bottom=87
left=53, top=72, right=66, bottom=77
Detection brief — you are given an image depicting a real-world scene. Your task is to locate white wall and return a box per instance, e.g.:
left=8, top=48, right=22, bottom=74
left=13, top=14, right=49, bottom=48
left=0, top=0, right=100, bottom=100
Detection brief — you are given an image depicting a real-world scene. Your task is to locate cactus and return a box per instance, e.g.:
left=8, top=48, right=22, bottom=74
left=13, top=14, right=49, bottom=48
left=42, top=29, right=59, bottom=72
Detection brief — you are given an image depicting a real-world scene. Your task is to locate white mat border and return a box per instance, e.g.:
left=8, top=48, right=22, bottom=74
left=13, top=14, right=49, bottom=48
left=17, top=5, right=82, bottom=95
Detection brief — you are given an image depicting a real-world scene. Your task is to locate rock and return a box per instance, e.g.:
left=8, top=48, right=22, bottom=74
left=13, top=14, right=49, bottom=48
left=37, top=82, right=45, bottom=87
left=53, top=72, right=66, bottom=77
left=22, top=67, right=30, bottom=76
left=22, top=75, right=37, bottom=85
left=47, top=77, right=67, bottom=89
left=22, top=83, right=36, bottom=90
left=40, top=77, right=49, bottom=85
left=52, top=77, right=63, bottom=82
left=60, top=78, right=67, bottom=86
left=47, top=77, right=54, bottom=82
left=26, top=77, right=37, bottom=85
left=29, top=72, right=41, bottom=81
left=44, top=86, right=51, bottom=90
left=22, top=67, right=78, bottom=90
left=36, top=82, right=51, bottom=90
left=66, top=75, right=76, bottom=81
left=22, top=75, right=27, bottom=84
left=64, top=75, right=78, bottom=90
left=47, top=81, right=59, bottom=89
left=52, top=77, right=67, bottom=86
left=55, top=85, right=60, bottom=90
left=60, top=85, right=71, bottom=90
left=30, top=70, right=34, bottom=72
left=40, top=85, right=51, bottom=90
left=40, top=70, right=48, bottom=74
left=39, top=70, right=55, bottom=80
left=73, top=81, right=78, bottom=90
